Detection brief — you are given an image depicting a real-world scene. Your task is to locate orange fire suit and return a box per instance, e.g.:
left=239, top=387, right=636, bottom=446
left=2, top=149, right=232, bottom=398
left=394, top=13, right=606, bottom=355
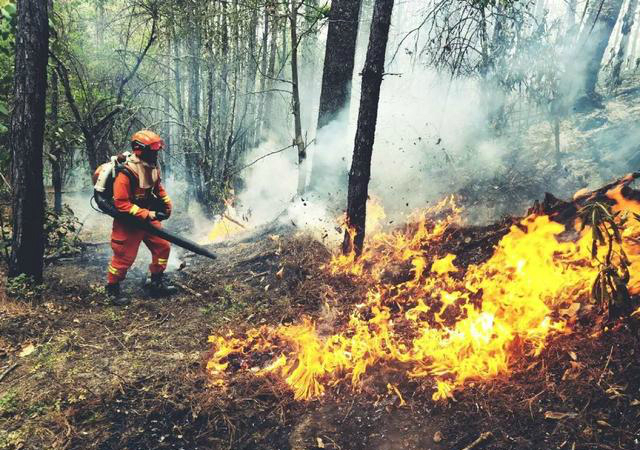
left=106, top=169, right=173, bottom=284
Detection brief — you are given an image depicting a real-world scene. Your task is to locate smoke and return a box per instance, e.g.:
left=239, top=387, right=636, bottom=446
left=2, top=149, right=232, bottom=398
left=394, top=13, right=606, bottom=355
left=189, top=0, right=640, bottom=240
left=225, top=2, right=504, bottom=232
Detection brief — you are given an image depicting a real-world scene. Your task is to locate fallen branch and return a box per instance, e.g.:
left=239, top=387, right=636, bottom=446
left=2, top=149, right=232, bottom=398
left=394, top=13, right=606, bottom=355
left=461, top=431, right=493, bottom=450
left=174, top=280, right=202, bottom=298
left=528, top=172, right=640, bottom=225
left=597, top=344, right=614, bottom=386
left=243, top=271, right=269, bottom=282
left=0, top=362, right=19, bottom=383
left=223, top=213, right=246, bottom=229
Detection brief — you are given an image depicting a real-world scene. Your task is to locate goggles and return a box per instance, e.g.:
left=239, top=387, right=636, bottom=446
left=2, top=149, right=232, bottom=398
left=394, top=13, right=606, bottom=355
left=149, top=140, right=165, bottom=151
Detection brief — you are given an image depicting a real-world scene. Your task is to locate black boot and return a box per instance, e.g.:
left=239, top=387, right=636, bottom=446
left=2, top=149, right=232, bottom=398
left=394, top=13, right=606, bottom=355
left=106, top=283, right=130, bottom=306
left=148, top=273, right=178, bottom=297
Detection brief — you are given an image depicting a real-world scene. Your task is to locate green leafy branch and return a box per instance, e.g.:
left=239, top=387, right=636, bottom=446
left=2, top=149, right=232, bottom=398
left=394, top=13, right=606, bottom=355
left=578, top=201, right=631, bottom=319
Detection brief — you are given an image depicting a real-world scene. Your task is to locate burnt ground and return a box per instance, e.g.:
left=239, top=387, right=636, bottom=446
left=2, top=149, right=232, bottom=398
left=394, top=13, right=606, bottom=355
left=0, top=226, right=639, bottom=450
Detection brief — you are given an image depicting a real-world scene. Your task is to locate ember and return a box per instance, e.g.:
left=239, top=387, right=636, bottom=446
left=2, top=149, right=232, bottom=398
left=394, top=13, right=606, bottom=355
left=207, top=189, right=640, bottom=401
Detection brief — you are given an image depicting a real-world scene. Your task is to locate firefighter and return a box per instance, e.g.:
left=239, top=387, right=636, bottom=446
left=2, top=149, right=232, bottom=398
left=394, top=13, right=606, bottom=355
left=105, top=130, right=177, bottom=305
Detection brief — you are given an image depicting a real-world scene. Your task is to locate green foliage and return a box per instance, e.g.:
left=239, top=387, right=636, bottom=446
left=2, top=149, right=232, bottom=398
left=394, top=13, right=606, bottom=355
left=0, top=1, right=15, bottom=169
left=578, top=202, right=632, bottom=319
left=0, top=206, right=84, bottom=267
left=44, top=205, right=83, bottom=258
left=0, top=390, right=18, bottom=416
left=6, top=273, right=45, bottom=300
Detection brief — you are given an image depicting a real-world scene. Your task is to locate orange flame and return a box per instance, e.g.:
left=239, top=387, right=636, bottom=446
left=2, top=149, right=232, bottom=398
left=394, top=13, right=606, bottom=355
left=207, top=192, right=640, bottom=401
left=207, top=205, right=247, bottom=242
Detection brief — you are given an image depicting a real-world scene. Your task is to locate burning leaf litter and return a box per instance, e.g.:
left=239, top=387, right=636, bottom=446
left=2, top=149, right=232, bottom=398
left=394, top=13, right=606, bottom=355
left=207, top=191, right=640, bottom=401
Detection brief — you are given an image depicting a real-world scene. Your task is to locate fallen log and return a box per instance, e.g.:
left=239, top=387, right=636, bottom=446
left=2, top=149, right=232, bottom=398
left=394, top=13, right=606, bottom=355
left=528, top=172, right=640, bottom=225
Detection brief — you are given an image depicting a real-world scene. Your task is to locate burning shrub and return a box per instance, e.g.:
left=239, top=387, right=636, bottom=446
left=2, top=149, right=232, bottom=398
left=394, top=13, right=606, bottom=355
left=206, top=187, right=640, bottom=403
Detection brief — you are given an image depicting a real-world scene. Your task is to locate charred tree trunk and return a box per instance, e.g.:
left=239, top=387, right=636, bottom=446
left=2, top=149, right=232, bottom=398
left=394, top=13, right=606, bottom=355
left=309, top=0, right=362, bottom=192
left=9, top=0, right=49, bottom=281
left=578, top=0, right=624, bottom=104
left=343, top=0, right=394, bottom=256
left=610, top=0, right=638, bottom=86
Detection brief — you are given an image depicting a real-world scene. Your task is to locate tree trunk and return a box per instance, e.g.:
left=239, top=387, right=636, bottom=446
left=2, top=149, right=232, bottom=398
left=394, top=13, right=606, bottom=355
left=255, top=7, right=270, bottom=146
left=162, top=41, right=172, bottom=178
left=221, top=0, right=241, bottom=193
left=96, top=0, right=105, bottom=47
left=610, top=0, right=639, bottom=86
left=263, top=15, right=279, bottom=133
left=289, top=0, right=307, bottom=195
left=554, top=117, right=561, bottom=167
left=9, top=0, right=49, bottom=281
left=627, top=8, right=640, bottom=68
left=579, top=0, right=625, bottom=101
left=48, top=0, right=62, bottom=215
left=309, top=0, right=362, bottom=192
left=343, top=0, right=394, bottom=256
left=50, top=68, right=62, bottom=214
left=245, top=5, right=259, bottom=147
left=186, top=23, right=205, bottom=205
left=566, top=0, right=577, bottom=29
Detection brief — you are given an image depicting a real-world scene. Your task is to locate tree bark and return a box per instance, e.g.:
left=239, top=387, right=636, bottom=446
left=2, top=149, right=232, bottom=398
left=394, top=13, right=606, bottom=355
left=9, top=0, right=49, bottom=281
left=309, top=0, right=362, bottom=192
left=343, top=0, right=394, bottom=256
left=610, top=0, right=638, bottom=86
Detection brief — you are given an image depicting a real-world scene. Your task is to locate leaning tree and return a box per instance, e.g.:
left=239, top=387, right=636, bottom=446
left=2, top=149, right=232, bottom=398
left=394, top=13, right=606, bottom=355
left=343, top=0, right=395, bottom=256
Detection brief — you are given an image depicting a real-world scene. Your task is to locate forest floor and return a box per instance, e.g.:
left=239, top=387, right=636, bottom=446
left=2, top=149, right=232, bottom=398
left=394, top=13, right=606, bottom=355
left=3, top=78, right=640, bottom=450
left=0, top=215, right=639, bottom=450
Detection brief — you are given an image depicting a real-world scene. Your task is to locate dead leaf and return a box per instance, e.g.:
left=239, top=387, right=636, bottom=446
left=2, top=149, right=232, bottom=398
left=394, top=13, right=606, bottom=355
left=316, top=437, right=325, bottom=448
left=544, top=411, right=578, bottom=420
left=605, top=384, right=626, bottom=399
left=276, top=267, right=284, bottom=278
left=569, top=351, right=577, bottom=361
left=630, top=399, right=640, bottom=406
left=433, top=431, right=443, bottom=443
left=19, top=343, right=36, bottom=357
left=596, top=420, right=611, bottom=427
